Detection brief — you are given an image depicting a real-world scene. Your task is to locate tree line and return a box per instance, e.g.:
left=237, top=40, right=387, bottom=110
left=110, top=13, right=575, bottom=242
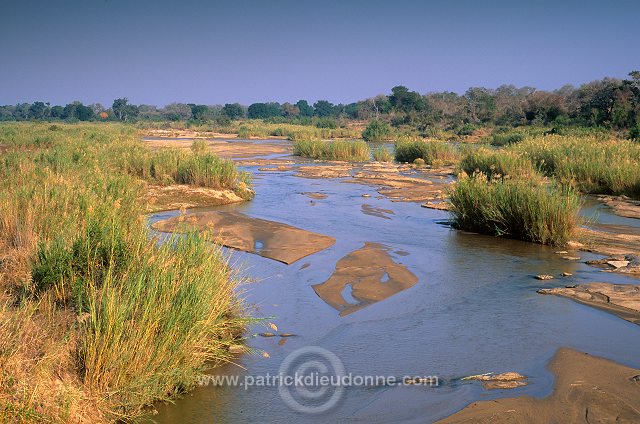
left=2, top=71, right=639, bottom=137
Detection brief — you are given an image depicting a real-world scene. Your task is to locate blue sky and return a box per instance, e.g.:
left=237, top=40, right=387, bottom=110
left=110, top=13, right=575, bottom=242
left=1, top=0, right=638, bottom=106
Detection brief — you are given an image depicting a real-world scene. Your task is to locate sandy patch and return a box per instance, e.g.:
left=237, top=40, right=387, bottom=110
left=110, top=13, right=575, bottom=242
left=438, top=348, right=640, bottom=423
left=294, top=164, right=354, bottom=179
left=361, top=204, right=394, bottom=219
left=143, top=138, right=290, bottom=159
left=151, top=210, right=335, bottom=264
left=597, top=195, right=640, bottom=219
left=143, top=184, right=244, bottom=212
left=312, top=243, right=418, bottom=316
left=539, top=282, right=640, bottom=324
left=577, top=226, right=640, bottom=257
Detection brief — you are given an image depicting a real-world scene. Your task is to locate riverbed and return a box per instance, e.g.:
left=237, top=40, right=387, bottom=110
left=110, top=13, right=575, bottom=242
left=150, top=138, right=640, bottom=423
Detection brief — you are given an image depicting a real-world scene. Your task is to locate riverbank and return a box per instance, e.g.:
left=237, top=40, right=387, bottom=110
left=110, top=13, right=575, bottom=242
left=0, top=123, right=252, bottom=422
left=438, top=347, right=640, bottom=423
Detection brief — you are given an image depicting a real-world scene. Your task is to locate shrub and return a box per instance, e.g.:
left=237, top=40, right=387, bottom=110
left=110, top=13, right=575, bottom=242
left=449, top=173, right=581, bottom=245
left=395, top=139, right=458, bottom=165
left=362, top=119, right=392, bottom=141
left=315, top=118, right=338, bottom=129
left=492, top=132, right=524, bottom=146
left=630, top=122, right=640, bottom=141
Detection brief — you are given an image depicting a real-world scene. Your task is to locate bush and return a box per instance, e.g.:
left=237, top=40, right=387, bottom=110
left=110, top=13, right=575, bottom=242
left=315, top=117, right=338, bottom=129
left=492, top=132, right=524, bottom=146
left=449, top=173, right=581, bottom=245
left=362, top=119, right=392, bottom=141
left=457, top=123, right=476, bottom=136
left=630, top=122, right=640, bottom=141
left=395, top=139, right=458, bottom=165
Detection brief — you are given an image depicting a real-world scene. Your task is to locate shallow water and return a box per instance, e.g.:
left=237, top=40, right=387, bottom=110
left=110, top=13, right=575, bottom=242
left=152, top=162, right=640, bottom=423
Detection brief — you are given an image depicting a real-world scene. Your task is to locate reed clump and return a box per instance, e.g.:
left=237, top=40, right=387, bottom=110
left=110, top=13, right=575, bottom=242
left=449, top=172, right=581, bottom=246
left=394, top=138, right=458, bottom=165
left=293, top=139, right=370, bottom=162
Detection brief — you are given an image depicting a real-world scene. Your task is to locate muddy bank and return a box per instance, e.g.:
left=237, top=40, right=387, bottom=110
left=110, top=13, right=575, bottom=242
left=151, top=210, right=335, bottom=264
left=312, top=242, right=418, bottom=316
left=539, top=282, right=640, bottom=324
left=597, top=195, right=640, bottom=219
left=142, top=184, right=245, bottom=212
left=438, top=348, right=640, bottom=423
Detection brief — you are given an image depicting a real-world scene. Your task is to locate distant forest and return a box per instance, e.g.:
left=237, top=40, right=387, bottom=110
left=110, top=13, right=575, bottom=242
left=2, top=71, right=639, bottom=138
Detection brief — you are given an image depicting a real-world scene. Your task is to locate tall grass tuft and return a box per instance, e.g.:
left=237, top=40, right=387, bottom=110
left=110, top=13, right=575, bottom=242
left=372, top=147, right=393, bottom=162
left=293, top=139, right=370, bottom=162
left=394, top=138, right=458, bottom=165
left=449, top=172, right=581, bottom=245
left=458, top=146, right=538, bottom=180
left=514, top=135, right=640, bottom=198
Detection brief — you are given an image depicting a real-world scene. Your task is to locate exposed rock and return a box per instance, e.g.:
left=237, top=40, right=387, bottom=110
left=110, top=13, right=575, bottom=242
left=608, top=260, right=630, bottom=268
left=538, top=282, right=640, bottom=324
left=462, top=372, right=528, bottom=390
left=259, top=165, right=294, bottom=172
left=421, top=201, right=451, bottom=211
left=535, top=275, right=554, bottom=281
left=562, top=272, right=573, bottom=277
left=561, top=256, right=580, bottom=261
left=585, top=254, right=640, bottom=276
left=597, top=195, right=640, bottom=219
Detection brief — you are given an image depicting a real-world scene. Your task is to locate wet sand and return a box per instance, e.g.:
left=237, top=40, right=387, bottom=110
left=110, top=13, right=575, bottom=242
left=142, top=184, right=244, bottom=212
left=438, top=348, right=640, bottom=424
left=151, top=210, right=335, bottom=264
left=312, top=242, right=418, bottom=316
left=539, top=282, right=640, bottom=325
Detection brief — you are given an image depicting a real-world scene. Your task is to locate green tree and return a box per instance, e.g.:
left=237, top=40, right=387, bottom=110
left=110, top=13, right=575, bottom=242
left=28, top=102, right=50, bottom=120
left=296, top=100, right=314, bottom=117
left=63, top=102, right=94, bottom=121
left=313, top=100, right=335, bottom=117
left=389, top=86, right=427, bottom=113
left=362, top=119, right=392, bottom=141
left=162, top=103, right=192, bottom=121
left=247, top=102, right=282, bottom=119
left=112, top=98, right=139, bottom=121
left=187, top=104, right=209, bottom=121
left=222, top=103, right=245, bottom=119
